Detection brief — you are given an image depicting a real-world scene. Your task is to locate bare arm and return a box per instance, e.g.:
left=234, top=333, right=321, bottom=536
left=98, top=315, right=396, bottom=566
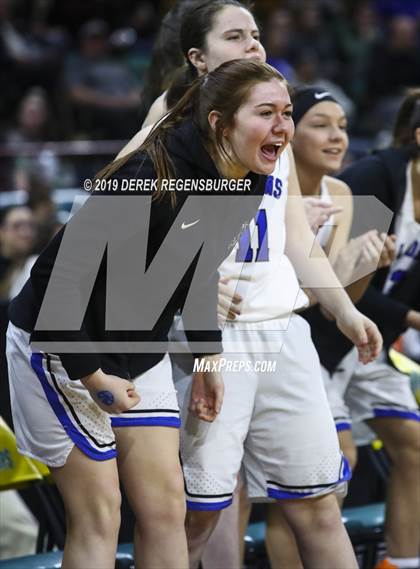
left=286, top=148, right=354, bottom=314
left=115, top=124, right=153, bottom=160
left=285, top=146, right=382, bottom=361
left=142, top=92, right=168, bottom=127
left=323, top=177, right=353, bottom=265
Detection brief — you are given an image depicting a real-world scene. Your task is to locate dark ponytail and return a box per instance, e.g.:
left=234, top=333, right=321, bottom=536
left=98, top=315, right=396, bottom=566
left=137, top=0, right=208, bottom=124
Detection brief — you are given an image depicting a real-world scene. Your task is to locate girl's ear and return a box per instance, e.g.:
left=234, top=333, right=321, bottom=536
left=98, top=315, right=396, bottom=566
left=187, top=48, right=208, bottom=75
left=208, top=110, right=221, bottom=132
left=208, top=111, right=230, bottom=138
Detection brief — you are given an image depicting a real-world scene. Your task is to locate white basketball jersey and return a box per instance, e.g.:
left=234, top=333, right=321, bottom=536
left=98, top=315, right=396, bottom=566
left=383, top=162, right=420, bottom=294
left=219, top=152, right=309, bottom=322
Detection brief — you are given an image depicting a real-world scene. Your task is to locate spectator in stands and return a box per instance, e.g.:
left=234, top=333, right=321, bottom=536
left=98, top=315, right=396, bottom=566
left=5, top=87, right=53, bottom=145
left=0, top=0, right=63, bottom=120
left=374, top=0, right=420, bottom=19
left=264, top=7, right=296, bottom=82
left=65, top=19, right=141, bottom=138
left=4, top=88, right=62, bottom=195
left=125, top=1, right=157, bottom=80
left=367, top=15, right=420, bottom=129
left=331, top=1, right=382, bottom=109
left=292, top=0, right=338, bottom=80
left=0, top=206, right=37, bottom=301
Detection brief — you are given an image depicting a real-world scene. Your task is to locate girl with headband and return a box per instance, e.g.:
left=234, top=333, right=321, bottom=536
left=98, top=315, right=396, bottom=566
left=265, top=87, right=419, bottom=569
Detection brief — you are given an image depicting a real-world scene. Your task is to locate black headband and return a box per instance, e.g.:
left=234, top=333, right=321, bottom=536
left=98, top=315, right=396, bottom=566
left=292, top=87, right=338, bottom=126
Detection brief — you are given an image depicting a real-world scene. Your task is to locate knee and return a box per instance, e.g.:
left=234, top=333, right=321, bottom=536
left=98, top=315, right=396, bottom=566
left=67, top=483, right=121, bottom=537
left=136, top=467, right=186, bottom=530
left=186, top=509, right=220, bottom=537
left=283, top=493, right=342, bottom=536
left=309, top=495, right=343, bottom=534
left=386, top=423, right=420, bottom=468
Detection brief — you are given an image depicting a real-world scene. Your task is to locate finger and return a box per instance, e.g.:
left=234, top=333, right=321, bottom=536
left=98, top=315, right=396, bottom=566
left=357, top=344, right=372, bottom=364
left=188, top=398, right=199, bottom=414
left=362, top=239, right=381, bottom=264
left=317, top=200, right=336, bottom=209
left=195, top=400, right=215, bottom=421
left=213, top=383, right=224, bottom=415
left=367, top=324, right=382, bottom=357
left=304, top=197, right=322, bottom=206
left=325, top=205, right=343, bottom=216
left=127, top=393, right=141, bottom=408
left=218, top=296, right=232, bottom=313
left=352, top=319, right=368, bottom=347
left=231, top=292, right=243, bottom=305
left=230, top=303, right=241, bottom=314
left=127, top=389, right=140, bottom=402
left=369, top=231, right=385, bottom=248
left=383, top=235, right=396, bottom=257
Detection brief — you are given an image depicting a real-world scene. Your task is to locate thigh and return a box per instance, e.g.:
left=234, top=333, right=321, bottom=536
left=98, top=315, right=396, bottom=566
left=113, top=425, right=184, bottom=517
left=110, top=354, right=183, bottom=511
left=367, top=416, right=420, bottom=458
left=244, top=315, right=349, bottom=502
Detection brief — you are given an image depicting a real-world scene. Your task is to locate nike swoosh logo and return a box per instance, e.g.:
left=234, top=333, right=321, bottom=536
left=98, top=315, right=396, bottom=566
left=181, top=219, right=200, bottom=230
left=314, top=91, right=331, bottom=99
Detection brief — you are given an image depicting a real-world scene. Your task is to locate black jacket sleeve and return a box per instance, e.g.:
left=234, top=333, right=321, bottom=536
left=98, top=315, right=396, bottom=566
left=339, top=152, right=411, bottom=346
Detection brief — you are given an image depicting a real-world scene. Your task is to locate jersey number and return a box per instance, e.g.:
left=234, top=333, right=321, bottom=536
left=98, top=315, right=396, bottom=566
left=235, top=209, right=269, bottom=263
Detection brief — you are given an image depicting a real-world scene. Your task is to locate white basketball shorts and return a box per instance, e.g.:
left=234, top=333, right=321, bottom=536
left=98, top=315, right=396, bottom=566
left=6, top=323, right=178, bottom=468
left=171, top=314, right=350, bottom=510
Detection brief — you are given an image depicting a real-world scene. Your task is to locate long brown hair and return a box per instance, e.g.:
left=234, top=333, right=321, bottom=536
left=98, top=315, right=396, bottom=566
left=97, top=59, right=285, bottom=204
left=393, top=88, right=420, bottom=151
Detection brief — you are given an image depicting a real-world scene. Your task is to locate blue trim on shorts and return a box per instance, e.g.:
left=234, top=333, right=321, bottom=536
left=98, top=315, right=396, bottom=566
left=336, top=422, right=352, bottom=432
left=373, top=408, right=420, bottom=421
left=31, top=353, right=117, bottom=462
left=268, top=488, right=314, bottom=499
left=341, top=454, right=352, bottom=481
left=111, top=416, right=181, bottom=428
left=186, top=498, right=232, bottom=511
left=268, top=455, right=352, bottom=501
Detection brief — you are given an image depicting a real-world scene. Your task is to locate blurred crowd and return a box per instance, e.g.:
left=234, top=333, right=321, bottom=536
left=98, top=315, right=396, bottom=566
left=0, top=0, right=419, bottom=144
